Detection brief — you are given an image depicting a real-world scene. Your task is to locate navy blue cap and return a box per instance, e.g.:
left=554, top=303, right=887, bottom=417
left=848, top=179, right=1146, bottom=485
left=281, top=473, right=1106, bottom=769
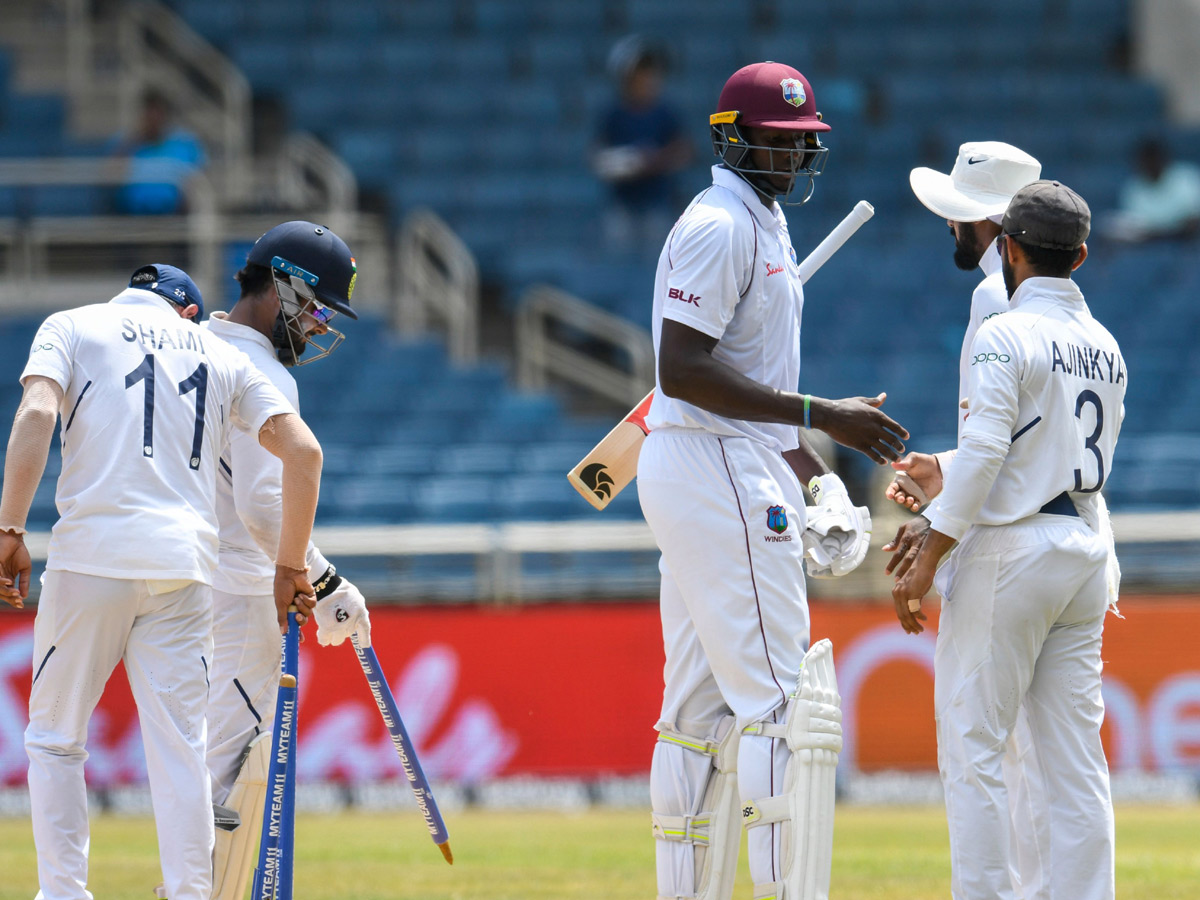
left=129, top=264, right=204, bottom=318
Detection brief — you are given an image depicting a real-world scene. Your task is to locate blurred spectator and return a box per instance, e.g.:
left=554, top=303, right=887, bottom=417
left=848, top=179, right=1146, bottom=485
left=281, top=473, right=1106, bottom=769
left=113, top=89, right=208, bottom=215
left=592, top=36, right=692, bottom=257
left=1105, top=137, right=1200, bottom=242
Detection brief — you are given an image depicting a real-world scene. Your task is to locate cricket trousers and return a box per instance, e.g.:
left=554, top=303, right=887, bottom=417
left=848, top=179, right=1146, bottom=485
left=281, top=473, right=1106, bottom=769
left=25, top=571, right=214, bottom=900
left=206, top=588, right=282, bottom=805
left=639, top=429, right=810, bottom=897
left=933, top=514, right=1115, bottom=900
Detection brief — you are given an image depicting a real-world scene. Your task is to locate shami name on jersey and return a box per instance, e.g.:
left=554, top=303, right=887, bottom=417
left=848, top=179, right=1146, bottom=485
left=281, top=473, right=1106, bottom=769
left=1050, top=340, right=1125, bottom=384
left=121, top=318, right=206, bottom=354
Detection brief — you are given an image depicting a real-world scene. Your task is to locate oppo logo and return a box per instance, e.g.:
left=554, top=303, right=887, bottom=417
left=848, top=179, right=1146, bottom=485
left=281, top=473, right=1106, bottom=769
left=972, top=352, right=1011, bottom=365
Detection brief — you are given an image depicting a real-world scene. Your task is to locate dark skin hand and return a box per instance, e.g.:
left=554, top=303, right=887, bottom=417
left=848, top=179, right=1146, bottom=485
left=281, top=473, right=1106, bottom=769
left=891, top=527, right=956, bottom=635
left=658, top=319, right=908, bottom=464
left=883, top=515, right=931, bottom=579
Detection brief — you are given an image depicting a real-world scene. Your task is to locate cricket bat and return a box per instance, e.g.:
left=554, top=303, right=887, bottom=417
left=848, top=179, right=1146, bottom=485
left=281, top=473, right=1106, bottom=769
left=567, top=201, right=875, bottom=510
left=567, top=391, right=654, bottom=510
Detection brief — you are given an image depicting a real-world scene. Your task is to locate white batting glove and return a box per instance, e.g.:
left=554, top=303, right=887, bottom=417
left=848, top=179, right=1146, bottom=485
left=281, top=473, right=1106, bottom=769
left=803, top=474, right=873, bottom=578
left=314, top=573, right=372, bottom=648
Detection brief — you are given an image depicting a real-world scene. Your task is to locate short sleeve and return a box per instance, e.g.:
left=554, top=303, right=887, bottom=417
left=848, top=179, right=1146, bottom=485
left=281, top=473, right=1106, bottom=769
left=661, top=208, right=751, bottom=340
left=228, top=352, right=294, bottom=437
left=962, top=319, right=1026, bottom=444
left=21, top=312, right=76, bottom=392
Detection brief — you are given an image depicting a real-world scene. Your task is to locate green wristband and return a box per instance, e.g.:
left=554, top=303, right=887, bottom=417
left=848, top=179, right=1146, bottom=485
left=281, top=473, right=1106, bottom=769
left=803, top=394, right=812, bottom=430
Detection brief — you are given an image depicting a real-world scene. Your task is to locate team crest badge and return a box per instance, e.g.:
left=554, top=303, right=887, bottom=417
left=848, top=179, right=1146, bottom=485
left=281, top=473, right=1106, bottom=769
left=348, top=257, right=357, bottom=300
left=780, top=78, right=806, bottom=107
left=767, top=505, right=788, bottom=534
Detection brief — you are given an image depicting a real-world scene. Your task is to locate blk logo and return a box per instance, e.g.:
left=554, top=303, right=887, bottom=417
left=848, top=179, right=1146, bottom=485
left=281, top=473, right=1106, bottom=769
left=668, top=287, right=700, bottom=306
left=581, top=463, right=615, bottom=500
left=767, top=505, right=788, bottom=534
left=336, top=608, right=349, bottom=623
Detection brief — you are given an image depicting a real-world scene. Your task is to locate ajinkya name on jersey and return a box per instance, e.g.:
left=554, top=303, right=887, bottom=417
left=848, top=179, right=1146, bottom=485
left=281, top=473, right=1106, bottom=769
left=1050, top=340, right=1125, bottom=384
left=121, top=318, right=207, bottom=355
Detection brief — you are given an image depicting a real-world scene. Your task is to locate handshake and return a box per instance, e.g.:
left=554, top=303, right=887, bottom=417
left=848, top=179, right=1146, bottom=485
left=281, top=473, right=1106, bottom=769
left=802, top=474, right=872, bottom=578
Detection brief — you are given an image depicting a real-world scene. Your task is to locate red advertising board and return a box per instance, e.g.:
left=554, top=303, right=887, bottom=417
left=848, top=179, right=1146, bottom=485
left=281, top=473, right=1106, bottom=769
left=0, top=597, right=1197, bottom=786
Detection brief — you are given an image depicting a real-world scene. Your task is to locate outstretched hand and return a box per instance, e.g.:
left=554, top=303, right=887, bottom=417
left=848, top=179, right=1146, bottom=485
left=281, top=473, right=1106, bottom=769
left=812, top=393, right=908, bottom=464
left=885, top=453, right=943, bottom=511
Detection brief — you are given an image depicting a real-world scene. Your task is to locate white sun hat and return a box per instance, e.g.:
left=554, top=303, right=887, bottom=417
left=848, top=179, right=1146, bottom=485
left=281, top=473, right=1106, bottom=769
left=910, top=141, right=1042, bottom=222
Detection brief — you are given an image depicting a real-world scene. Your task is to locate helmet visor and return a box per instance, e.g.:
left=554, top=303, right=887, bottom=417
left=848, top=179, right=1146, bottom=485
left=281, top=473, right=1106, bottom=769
left=711, top=115, right=829, bottom=205
left=270, top=264, right=345, bottom=366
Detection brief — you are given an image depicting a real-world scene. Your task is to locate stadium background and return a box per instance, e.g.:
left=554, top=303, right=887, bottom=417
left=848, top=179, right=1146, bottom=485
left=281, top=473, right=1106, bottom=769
left=0, top=0, right=1197, bottom=820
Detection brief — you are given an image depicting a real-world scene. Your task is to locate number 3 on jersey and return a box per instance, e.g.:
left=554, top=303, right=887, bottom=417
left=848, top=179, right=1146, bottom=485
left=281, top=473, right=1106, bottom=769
left=124, top=353, right=209, bottom=469
left=1073, top=389, right=1105, bottom=493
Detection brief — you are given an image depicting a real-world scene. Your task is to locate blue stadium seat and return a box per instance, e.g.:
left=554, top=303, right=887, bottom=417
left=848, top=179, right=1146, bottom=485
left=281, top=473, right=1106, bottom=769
left=437, top=444, right=518, bottom=476
left=506, top=473, right=580, bottom=520
left=415, top=475, right=505, bottom=522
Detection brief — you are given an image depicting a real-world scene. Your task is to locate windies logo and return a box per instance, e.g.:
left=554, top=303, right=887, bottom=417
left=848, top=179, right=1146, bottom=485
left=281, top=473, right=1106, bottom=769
left=767, top=505, right=788, bottom=534
left=780, top=78, right=806, bottom=107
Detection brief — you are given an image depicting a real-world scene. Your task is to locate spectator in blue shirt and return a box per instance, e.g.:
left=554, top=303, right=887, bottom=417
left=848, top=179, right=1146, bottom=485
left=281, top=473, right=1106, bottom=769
left=115, top=90, right=208, bottom=215
left=1106, top=136, right=1200, bottom=242
left=593, top=36, right=692, bottom=257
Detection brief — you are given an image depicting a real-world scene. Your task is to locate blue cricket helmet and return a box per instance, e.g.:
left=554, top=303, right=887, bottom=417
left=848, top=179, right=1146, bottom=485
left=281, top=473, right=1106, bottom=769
left=246, top=221, right=358, bottom=319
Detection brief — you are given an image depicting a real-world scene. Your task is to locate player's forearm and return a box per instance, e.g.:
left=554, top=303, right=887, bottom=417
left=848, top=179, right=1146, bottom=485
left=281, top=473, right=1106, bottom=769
left=659, top=352, right=809, bottom=426
left=0, top=384, right=60, bottom=530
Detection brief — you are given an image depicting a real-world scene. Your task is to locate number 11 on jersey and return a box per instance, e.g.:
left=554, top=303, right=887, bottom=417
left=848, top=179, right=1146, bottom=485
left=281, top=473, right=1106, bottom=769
left=124, top=353, right=209, bottom=469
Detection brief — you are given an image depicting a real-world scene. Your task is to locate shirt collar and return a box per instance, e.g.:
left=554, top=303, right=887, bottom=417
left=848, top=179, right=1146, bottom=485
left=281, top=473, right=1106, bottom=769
left=205, top=310, right=277, bottom=354
left=712, top=165, right=782, bottom=229
left=1009, top=276, right=1087, bottom=312
left=978, top=239, right=1003, bottom=278
left=110, top=286, right=181, bottom=314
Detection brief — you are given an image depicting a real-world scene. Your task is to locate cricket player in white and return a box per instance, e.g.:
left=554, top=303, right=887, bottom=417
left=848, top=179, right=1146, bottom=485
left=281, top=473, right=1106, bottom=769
left=202, top=223, right=371, bottom=900
left=889, top=141, right=1051, bottom=896
left=892, top=181, right=1125, bottom=900
left=0, top=265, right=324, bottom=900
left=637, top=62, right=909, bottom=900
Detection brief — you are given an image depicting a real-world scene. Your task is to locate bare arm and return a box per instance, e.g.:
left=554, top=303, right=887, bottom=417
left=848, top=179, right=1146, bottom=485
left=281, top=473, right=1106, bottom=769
left=0, top=377, right=63, bottom=606
left=658, top=319, right=909, bottom=463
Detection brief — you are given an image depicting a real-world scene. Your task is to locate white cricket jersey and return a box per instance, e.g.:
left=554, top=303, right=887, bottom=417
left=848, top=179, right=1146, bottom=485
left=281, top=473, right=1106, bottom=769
left=929, top=276, right=1127, bottom=540
left=20, top=289, right=293, bottom=582
left=646, top=165, right=804, bottom=453
left=203, top=313, right=299, bottom=595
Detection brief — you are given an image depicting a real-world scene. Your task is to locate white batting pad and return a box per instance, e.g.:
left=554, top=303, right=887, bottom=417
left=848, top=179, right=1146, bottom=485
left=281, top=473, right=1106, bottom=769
left=652, top=716, right=742, bottom=900
left=741, top=639, right=843, bottom=900
left=213, top=732, right=270, bottom=900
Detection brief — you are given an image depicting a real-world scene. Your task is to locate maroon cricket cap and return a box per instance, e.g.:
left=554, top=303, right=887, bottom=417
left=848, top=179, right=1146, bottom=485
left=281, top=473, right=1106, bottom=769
left=715, top=62, right=830, bottom=132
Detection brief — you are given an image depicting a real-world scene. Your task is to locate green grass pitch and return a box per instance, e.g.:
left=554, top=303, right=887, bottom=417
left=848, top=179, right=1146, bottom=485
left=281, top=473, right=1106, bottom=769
left=1, top=805, right=1197, bottom=898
